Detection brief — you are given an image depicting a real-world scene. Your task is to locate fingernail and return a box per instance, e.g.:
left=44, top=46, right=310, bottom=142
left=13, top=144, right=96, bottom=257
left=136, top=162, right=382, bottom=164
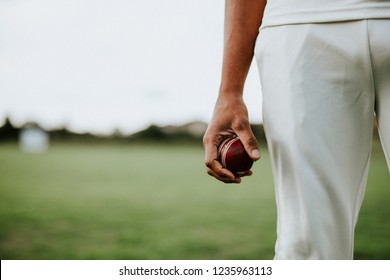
left=252, top=149, right=260, bottom=159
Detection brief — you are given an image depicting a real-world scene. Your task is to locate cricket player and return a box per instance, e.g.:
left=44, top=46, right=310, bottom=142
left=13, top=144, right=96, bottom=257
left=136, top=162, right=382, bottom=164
left=203, top=0, right=390, bottom=259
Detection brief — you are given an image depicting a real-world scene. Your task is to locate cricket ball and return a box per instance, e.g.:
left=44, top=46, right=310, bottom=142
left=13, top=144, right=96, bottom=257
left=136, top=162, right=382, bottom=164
left=218, top=137, right=253, bottom=173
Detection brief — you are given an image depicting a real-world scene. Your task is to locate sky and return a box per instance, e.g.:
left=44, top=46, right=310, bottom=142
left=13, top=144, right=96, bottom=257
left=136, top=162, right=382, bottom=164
left=0, top=0, right=262, bottom=135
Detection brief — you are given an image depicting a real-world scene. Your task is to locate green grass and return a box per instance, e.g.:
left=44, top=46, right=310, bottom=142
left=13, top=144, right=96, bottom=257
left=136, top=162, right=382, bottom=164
left=354, top=139, right=390, bottom=259
left=0, top=140, right=389, bottom=260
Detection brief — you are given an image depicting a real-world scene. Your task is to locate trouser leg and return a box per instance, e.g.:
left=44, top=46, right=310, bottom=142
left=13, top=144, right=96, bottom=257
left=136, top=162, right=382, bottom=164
left=255, top=21, right=376, bottom=259
left=369, top=19, right=390, bottom=169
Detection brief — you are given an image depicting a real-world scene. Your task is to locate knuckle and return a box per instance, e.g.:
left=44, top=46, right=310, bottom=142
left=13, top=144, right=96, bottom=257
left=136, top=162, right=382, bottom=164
left=202, top=131, right=218, bottom=146
left=202, top=134, right=210, bottom=145
left=233, top=120, right=249, bottom=132
left=205, top=159, right=214, bottom=169
left=244, top=136, right=258, bottom=147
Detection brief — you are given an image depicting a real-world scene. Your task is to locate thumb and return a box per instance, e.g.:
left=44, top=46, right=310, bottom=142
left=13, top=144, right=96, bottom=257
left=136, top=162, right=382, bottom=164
left=236, top=127, right=261, bottom=161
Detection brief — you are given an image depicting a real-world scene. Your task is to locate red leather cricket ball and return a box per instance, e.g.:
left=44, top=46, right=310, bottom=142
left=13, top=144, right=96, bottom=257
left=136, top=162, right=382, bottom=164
left=218, top=137, right=253, bottom=173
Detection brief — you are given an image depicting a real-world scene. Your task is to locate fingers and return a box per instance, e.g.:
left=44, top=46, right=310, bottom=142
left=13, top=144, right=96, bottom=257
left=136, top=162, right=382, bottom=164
left=233, top=123, right=261, bottom=162
left=204, top=134, right=234, bottom=183
left=206, top=161, right=241, bottom=184
left=203, top=96, right=259, bottom=184
left=236, top=170, right=253, bottom=177
left=204, top=131, right=242, bottom=183
left=204, top=136, right=253, bottom=183
left=206, top=161, right=253, bottom=184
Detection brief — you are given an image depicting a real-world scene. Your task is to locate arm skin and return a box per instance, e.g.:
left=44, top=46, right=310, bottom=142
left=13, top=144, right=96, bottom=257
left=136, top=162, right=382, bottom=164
left=203, top=0, right=266, bottom=183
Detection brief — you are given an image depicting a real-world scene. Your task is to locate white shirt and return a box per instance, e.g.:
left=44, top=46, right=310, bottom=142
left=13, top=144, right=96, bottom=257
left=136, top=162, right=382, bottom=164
left=261, top=0, right=390, bottom=28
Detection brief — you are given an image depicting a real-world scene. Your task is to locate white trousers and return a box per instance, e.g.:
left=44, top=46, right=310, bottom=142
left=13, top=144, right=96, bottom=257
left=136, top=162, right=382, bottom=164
left=254, top=20, right=390, bottom=259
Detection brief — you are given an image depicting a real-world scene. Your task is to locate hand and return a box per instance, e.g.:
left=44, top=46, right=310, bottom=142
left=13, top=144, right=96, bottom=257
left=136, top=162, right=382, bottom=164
left=203, top=94, right=260, bottom=183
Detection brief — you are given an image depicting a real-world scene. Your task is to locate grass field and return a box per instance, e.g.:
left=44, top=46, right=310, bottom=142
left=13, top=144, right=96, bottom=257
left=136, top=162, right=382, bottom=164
left=0, top=140, right=389, bottom=260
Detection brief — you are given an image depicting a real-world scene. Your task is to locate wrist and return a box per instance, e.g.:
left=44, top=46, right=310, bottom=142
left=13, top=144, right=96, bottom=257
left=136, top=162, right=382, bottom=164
left=218, top=85, right=245, bottom=99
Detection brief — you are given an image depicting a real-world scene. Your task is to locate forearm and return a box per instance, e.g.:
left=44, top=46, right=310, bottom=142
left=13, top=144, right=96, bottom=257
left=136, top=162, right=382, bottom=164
left=203, top=0, right=265, bottom=183
left=220, top=0, right=266, bottom=96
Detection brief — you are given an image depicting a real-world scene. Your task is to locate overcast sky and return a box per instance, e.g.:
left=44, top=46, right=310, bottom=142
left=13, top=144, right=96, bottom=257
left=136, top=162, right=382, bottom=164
left=0, top=0, right=262, bottom=135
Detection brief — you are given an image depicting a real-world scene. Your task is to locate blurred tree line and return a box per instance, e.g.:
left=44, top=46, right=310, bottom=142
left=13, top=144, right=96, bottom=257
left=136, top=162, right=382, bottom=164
left=0, top=117, right=20, bottom=142
left=0, top=116, right=267, bottom=145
